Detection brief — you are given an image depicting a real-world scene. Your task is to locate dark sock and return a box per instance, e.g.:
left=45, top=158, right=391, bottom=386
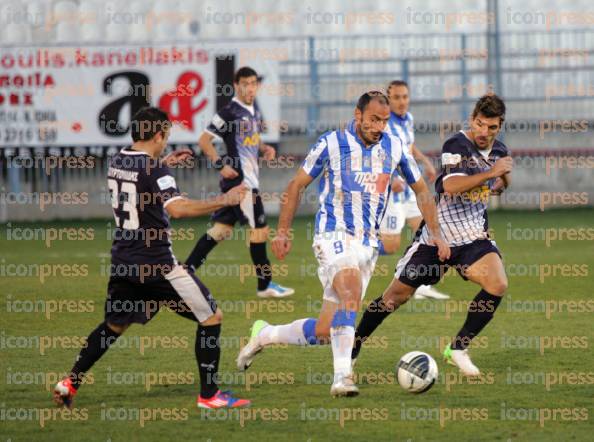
left=196, top=324, right=221, bottom=399
left=351, top=296, right=395, bottom=360
left=249, top=242, right=272, bottom=291
left=186, top=233, right=219, bottom=271
left=451, top=289, right=502, bottom=350
left=69, top=322, right=121, bottom=389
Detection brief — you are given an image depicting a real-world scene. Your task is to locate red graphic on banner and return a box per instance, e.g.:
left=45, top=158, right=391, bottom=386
left=158, top=71, right=208, bottom=130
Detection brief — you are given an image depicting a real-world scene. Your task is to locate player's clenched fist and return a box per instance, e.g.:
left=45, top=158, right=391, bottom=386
left=490, top=156, right=513, bottom=178
left=272, top=233, right=292, bottom=260
left=224, top=184, right=248, bottom=206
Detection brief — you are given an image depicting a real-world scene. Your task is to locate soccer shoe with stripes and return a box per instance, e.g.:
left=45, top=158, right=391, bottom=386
left=257, top=282, right=294, bottom=298
left=330, top=374, right=359, bottom=397
left=53, top=378, right=77, bottom=409
left=413, top=285, right=450, bottom=300
left=443, top=344, right=481, bottom=376
left=236, top=319, right=268, bottom=371
left=197, top=390, right=251, bottom=409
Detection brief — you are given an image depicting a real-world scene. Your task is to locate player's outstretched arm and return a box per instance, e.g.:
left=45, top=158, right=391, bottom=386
left=410, top=178, right=451, bottom=261
left=443, top=157, right=513, bottom=194
left=272, top=168, right=314, bottom=260
left=165, top=184, right=247, bottom=219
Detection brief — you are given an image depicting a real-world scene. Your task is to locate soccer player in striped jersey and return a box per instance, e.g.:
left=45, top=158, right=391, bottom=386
left=236, top=92, right=450, bottom=396
left=380, top=80, right=449, bottom=300
left=352, top=94, right=513, bottom=377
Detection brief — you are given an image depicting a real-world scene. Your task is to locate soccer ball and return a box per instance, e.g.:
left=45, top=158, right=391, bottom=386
left=396, top=351, right=438, bottom=393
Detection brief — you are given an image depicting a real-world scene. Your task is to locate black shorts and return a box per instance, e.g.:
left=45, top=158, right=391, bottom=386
left=211, top=189, right=267, bottom=228
left=395, top=239, right=502, bottom=288
left=105, top=266, right=217, bottom=325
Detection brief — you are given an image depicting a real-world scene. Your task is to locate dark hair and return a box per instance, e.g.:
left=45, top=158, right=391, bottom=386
left=356, top=91, right=389, bottom=112
left=234, top=66, right=258, bottom=83
left=387, top=80, right=409, bottom=93
left=472, top=94, right=506, bottom=123
left=130, top=107, right=171, bottom=142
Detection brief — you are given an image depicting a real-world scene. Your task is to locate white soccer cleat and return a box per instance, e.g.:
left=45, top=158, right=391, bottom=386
left=330, top=374, right=359, bottom=397
left=257, top=282, right=294, bottom=298
left=413, top=285, right=450, bottom=300
left=236, top=320, right=268, bottom=371
left=447, top=347, right=481, bottom=377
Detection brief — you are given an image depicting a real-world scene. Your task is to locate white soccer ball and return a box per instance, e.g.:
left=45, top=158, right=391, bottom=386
left=396, top=351, right=438, bottom=393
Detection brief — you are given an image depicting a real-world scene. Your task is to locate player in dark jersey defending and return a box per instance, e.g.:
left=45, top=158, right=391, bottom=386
left=53, top=107, right=250, bottom=409
left=351, top=94, right=513, bottom=377
left=186, top=66, right=294, bottom=298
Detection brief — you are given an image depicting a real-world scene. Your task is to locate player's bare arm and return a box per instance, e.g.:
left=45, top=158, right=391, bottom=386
left=161, top=148, right=194, bottom=167
left=411, top=143, right=437, bottom=183
left=409, top=178, right=450, bottom=261
left=272, top=168, right=314, bottom=260
left=198, top=131, right=239, bottom=179
left=165, top=184, right=247, bottom=219
left=443, top=156, right=513, bottom=194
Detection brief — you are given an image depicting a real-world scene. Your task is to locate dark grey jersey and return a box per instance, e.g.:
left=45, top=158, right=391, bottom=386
left=108, top=148, right=183, bottom=281
left=418, top=131, right=509, bottom=246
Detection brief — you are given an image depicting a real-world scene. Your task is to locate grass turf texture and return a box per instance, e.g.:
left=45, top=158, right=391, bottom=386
left=1, top=209, right=593, bottom=441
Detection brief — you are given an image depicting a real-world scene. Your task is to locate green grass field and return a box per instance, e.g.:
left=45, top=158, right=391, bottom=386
left=1, top=209, right=593, bottom=441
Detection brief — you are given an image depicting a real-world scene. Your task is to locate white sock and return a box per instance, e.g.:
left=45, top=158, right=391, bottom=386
left=330, top=325, right=355, bottom=381
left=258, top=319, right=309, bottom=346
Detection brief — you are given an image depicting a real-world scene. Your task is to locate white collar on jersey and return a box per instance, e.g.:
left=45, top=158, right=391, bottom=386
left=460, top=130, right=492, bottom=158
left=232, top=97, right=255, bottom=116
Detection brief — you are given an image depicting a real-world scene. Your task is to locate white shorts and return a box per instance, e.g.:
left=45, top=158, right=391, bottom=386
left=380, top=196, right=422, bottom=235
left=312, top=232, right=379, bottom=304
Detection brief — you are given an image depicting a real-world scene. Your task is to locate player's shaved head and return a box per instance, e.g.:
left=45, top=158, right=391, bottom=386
left=356, top=91, right=389, bottom=112
left=355, top=91, right=390, bottom=146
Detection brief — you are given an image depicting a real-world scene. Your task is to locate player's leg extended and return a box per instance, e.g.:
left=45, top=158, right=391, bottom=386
left=351, top=278, right=416, bottom=362
left=54, top=321, right=128, bottom=408
left=444, top=251, right=507, bottom=376
left=166, top=265, right=250, bottom=408
left=353, top=241, right=443, bottom=362
left=452, top=252, right=507, bottom=344
left=328, top=267, right=363, bottom=396
left=185, top=222, right=234, bottom=271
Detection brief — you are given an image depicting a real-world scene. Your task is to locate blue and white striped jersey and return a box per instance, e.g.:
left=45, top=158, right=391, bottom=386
left=301, top=120, right=422, bottom=247
left=417, top=131, right=509, bottom=247
left=386, top=111, right=415, bottom=202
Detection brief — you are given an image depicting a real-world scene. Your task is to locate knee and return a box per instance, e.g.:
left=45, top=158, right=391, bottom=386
left=106, top=322, right=129, bottom=335
left=207, top=224, right=234, bottom=242
left=383, top=240, right=400, bottom=255
left=486, top=278, right=508, bottom=296
left=383, top=286, right=412, bottom=310
left=200, top=308, right=223, bottom=326
left=249, top=227, right=269, bottom=243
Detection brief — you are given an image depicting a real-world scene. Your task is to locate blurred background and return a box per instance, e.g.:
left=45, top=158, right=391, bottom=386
left=1, top=0, right=593, bottom=221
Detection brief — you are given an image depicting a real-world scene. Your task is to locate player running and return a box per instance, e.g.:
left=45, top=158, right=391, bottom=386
left=380, top=80, right=449, bottom=300
left=236, top=92, right=449, bottom=397
left=53, top=107, right=250, bottom=409
left=186, top=66, right=294, bottom=299
left=351, top=94, right=513, bottom=376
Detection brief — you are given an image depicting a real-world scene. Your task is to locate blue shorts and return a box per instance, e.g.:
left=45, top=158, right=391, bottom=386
left=395, top=239, right=501, bottom=288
